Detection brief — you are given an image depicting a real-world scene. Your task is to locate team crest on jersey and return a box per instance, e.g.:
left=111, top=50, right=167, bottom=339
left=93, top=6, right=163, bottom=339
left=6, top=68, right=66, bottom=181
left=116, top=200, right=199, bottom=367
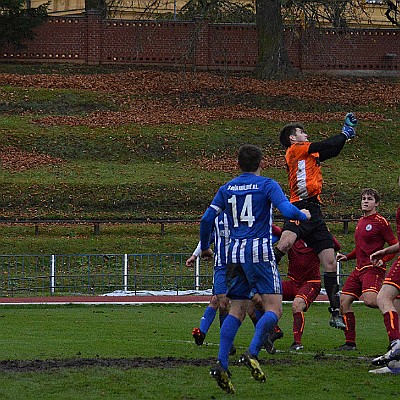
left=366, top=224, right=372, bottom=231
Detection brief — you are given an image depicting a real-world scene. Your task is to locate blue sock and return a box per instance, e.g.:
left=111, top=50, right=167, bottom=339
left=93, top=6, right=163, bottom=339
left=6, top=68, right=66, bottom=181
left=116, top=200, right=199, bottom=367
left=218, top=315, right=241, bottom=370
left=199, top=306, right=217, bottom=334
left=249, top=311, right=278, bottom=357
left=219, top=312, right=228, bottom=327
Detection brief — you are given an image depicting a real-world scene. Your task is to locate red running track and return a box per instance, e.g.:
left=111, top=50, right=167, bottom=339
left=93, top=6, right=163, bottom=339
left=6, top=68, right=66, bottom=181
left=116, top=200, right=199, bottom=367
left=0, top=294, right=329, bottom=305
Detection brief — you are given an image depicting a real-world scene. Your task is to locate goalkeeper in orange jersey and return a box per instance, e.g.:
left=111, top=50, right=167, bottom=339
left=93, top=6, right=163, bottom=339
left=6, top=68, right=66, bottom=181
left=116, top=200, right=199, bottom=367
left=275, top=113, right=357, bottom=330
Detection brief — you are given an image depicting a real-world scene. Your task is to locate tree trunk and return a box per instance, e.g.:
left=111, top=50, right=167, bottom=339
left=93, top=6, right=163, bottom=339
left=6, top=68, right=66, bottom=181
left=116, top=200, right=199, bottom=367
left=254, top=0, right=298, bottom=80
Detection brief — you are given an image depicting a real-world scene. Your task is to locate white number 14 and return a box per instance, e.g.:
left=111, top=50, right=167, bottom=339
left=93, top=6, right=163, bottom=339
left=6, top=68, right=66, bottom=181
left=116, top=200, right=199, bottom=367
left=228, top=194, right=255, bottom=227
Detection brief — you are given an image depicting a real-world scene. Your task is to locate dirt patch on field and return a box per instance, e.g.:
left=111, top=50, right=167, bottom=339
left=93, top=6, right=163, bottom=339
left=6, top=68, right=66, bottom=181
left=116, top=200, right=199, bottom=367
left=0, top=357, right=216, bottom=372
left=0, top=355, right=366, bottom=372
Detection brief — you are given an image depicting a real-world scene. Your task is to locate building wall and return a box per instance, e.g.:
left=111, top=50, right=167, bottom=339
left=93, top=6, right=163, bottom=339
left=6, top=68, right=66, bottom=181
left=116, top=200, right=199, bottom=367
left=1, top=12, right=399, bottom=73
left=31, top=0, right=398, bottom=27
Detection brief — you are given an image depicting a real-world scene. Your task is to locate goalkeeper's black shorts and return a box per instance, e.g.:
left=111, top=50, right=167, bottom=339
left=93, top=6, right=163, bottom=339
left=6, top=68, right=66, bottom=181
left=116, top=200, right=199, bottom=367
left=282, top=199, right=334, bottom=255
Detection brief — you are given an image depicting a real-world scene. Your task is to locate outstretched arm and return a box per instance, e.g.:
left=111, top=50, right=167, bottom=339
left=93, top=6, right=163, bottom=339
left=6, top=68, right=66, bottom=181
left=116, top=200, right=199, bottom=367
left=309, top=134, right=346, bottom=162
left=309, top=113, right=357, bottom=161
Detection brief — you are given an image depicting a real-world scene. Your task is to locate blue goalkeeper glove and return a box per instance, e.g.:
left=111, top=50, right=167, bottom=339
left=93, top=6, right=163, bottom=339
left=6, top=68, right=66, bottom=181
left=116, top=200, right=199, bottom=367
left=342, top=112, right=357, bottom=139
left=342, top=124, right=355, bottom=140
left=344, top=112, right=357, bottom=127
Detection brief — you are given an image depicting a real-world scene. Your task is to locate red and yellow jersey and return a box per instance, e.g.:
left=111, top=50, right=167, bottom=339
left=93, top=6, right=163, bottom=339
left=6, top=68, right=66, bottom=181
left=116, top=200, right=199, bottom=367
left=285, top=142, right=322, bottom=203
left=346, top=213, right=398, bottom=270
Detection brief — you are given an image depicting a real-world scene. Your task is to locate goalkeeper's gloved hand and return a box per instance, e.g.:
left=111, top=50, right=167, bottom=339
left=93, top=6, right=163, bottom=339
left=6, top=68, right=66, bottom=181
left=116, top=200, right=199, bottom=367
left=344, top=112, right=357, bottom=127
left=342, top=112, right=357, bottom=140
left=342, top=124, right=355, bottom=140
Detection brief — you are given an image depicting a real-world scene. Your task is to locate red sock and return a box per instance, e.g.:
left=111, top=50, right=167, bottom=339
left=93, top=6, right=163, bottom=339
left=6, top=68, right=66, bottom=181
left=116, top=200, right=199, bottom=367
left=293, top=312, right=304, bottom=344
left=343, top=312, right=356, bottom=344
left=383, top=311, right=400, bottom=342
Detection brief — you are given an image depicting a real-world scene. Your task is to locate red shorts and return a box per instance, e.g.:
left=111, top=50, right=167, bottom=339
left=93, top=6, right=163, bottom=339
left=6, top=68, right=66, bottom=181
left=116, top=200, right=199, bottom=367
left=282, top=279, right=321, bottom=310
left=341, top=266, right=385, bottom=299
left=383, top=256, right=400, bottom=291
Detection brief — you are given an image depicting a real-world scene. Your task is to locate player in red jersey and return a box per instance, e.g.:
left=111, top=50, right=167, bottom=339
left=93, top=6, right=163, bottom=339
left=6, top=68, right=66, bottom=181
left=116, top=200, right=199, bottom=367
left=336, top=188, right=398, bottom=351
left=369, top=177, right=400, bottom=369
left=275, top=113, right=357, bottom=330
left=265, top=226, right=341, bottom=352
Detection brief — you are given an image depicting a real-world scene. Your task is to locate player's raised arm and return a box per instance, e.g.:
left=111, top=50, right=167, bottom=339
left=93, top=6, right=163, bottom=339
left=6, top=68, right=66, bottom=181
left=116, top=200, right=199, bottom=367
left=309, top=113, right=358, bottom=162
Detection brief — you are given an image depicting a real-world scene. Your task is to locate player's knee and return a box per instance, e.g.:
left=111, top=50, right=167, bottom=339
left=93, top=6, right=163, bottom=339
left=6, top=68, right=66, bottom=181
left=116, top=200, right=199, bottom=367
left=292, top=298, right=306, bottom=313
left=217, top=296, right=230, bottom=311
left=340, top=295, right=353, bottom=312
left=363, top=294, right=378, bottom=308
left=209, top=296, right=219, bottom=308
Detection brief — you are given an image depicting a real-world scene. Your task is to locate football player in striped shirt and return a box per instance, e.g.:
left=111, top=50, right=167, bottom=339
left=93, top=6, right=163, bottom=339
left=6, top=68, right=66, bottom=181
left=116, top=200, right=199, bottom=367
left=200, top=144, right=310, bottom=393
left=186, top=212, right=234, bottom=352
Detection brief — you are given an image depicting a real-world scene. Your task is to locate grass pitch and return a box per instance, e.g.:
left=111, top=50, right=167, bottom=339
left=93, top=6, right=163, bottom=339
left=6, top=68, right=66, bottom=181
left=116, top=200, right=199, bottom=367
left=0, top=302, right=397, bottom=399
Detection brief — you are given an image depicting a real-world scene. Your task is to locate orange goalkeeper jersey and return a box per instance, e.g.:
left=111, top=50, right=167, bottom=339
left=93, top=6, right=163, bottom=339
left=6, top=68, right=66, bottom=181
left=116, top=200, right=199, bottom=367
left=285, top=142, right=322, bottom=203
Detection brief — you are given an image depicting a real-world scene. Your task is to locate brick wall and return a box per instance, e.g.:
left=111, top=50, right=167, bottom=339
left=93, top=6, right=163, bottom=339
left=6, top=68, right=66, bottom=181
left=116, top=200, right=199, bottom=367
left=1, top=12, right=400, bottom=73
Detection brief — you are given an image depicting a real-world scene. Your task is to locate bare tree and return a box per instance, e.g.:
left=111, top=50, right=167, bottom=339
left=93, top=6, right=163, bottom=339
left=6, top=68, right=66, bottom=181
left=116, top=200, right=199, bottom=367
left=96, top=0, right=378, bottom=79
left=254, top=0, right=294, bottom=79
left=384, top=0, right=400, bottom=26
left=254, top=0, right=374, bottom=79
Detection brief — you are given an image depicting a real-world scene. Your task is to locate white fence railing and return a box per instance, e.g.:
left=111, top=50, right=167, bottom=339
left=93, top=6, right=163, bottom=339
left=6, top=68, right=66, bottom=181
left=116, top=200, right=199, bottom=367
left=0, top=254, right=354, bottom=298
left=0, top=253, right=215, bottom=297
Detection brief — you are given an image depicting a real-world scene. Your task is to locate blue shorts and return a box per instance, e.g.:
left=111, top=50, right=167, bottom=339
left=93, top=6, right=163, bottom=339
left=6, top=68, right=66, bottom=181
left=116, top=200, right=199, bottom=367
left=212, top=265, right=227, bottom=296
left=226, top=261, right=282, bottom=300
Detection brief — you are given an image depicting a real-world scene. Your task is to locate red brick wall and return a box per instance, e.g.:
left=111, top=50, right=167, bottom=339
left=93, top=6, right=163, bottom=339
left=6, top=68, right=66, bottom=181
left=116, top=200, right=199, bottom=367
left=1, top=12, right=399, bottom=73
left=1, top=16, right=88, bottom=63
left=299, top=28, right=400, bottom=71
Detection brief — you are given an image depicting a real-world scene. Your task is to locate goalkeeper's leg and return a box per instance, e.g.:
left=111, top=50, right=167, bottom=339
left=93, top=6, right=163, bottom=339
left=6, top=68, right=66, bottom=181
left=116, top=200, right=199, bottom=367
left=319, top=248, right=345, bottom=330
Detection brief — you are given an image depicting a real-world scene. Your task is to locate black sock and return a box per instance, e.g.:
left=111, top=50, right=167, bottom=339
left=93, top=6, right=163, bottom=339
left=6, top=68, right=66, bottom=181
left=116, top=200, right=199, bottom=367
left=324, top=272, right=340, bottom=310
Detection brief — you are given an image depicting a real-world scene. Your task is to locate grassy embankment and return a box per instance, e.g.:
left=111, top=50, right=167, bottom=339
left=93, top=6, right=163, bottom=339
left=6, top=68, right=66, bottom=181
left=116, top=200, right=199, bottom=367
left=0, top=63, right=399, bottom=254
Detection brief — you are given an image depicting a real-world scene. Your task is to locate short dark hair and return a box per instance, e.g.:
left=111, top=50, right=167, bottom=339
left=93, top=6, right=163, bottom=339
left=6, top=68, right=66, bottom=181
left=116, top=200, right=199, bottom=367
left=361, top=188, right=380, bottom=203
left=238, top=144, right=263, bottom=172
left=279, top=123, right=304, bottom=148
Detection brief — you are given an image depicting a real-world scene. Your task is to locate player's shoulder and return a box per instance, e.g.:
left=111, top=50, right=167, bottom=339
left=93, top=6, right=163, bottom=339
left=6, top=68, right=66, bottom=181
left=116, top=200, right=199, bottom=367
left=373, top=213, right=391, bottom=225
left=286, top=142, right=310, bottom=156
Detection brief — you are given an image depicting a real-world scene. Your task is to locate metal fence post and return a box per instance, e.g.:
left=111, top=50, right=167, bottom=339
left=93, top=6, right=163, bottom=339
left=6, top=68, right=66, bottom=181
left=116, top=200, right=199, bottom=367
left=123, top=254, right=128, bottom=292
left=195, top=257, right=200, bottom=290
left=50, top=255, right=56, bottom=294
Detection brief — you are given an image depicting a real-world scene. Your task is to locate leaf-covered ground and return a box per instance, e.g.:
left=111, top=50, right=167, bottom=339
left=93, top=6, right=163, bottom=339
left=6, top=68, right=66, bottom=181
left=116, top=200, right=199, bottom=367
left=0, top=70, right=391, bottom=127
left=0, top=69, right=397, bottom=172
